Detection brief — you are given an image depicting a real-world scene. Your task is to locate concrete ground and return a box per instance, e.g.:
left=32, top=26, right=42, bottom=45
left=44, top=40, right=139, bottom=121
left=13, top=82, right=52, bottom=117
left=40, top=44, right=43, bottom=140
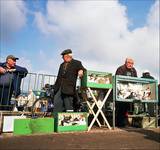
left=0, top=127, right=160, bottom=150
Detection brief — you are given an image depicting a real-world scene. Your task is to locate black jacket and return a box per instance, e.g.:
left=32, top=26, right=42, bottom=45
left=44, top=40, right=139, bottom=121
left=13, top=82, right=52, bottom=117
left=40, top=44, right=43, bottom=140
left=115, top=64, right=137, bottom=77
left=54, top=59, right=85, bottom=95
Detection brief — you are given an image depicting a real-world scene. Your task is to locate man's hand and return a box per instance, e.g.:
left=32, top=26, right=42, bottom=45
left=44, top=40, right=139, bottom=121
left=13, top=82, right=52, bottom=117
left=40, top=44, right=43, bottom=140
left=6, top=69, right=16, bottom=72
left=0, top=67, right=6, bottom=74
left=78, top=69, right=84, bottom=78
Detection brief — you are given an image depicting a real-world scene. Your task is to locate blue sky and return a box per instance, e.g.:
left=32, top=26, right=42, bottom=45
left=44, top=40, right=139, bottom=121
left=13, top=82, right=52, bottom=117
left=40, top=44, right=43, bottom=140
left=0, top=0, right=159, bottom=81
left=119, top=0, right=156, bottom=29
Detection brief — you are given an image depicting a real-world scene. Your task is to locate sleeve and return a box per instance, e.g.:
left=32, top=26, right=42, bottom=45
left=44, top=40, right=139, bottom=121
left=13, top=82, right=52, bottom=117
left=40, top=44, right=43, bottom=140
left=54, top=64, right=63, bottom=93
left=115, top=66, right=124, bottom=75
left=15, top=65, right=28, bottom=77
left=77, top=60, right=86, bottom=72
left=0, top=62, right=5, bottom=67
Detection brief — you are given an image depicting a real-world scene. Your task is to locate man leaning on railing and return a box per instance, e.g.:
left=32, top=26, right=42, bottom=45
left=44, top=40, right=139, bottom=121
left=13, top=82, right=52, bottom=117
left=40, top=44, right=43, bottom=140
left=0, top=55, right=28, bottom=111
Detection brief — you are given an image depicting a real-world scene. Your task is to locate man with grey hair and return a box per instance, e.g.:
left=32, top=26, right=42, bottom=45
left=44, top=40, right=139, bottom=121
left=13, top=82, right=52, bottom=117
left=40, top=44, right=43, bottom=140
left=54, top=49, right=85, bottom=112
left=115, top=58, right=137, bottom=127
left=115, top=58, right=137, bottom=77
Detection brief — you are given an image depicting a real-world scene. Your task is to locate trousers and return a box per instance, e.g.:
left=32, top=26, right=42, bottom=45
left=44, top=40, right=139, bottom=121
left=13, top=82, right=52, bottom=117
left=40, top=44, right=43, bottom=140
left=54, top=88, right=73, bottom=112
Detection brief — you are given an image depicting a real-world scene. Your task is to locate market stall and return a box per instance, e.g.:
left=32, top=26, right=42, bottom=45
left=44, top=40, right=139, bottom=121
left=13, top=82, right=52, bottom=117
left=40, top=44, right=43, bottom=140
left=113, top=75, right=158, bottom=128
left=81, top=70, right=113, bottom=131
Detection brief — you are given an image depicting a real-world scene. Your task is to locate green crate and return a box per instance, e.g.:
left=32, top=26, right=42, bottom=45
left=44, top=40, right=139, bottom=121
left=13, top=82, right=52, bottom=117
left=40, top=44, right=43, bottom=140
left=81, top=70, right=112, bottom=89
left=54, top=112, right=88, bottom=132
left=14, top=117, right=54, bottom=135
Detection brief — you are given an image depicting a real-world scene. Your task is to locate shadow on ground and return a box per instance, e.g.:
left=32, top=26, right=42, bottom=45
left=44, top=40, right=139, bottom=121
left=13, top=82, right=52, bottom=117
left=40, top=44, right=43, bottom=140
left=122, top=127, right=160, bottom=143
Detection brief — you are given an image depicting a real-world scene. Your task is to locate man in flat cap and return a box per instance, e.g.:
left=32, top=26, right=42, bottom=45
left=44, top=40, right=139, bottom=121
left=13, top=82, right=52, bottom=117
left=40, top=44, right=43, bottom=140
left=0, top=55, right=28, bottom=110
left=54, top=49, right=85, bottom=112
left=141, top=70, right=154, bottom=79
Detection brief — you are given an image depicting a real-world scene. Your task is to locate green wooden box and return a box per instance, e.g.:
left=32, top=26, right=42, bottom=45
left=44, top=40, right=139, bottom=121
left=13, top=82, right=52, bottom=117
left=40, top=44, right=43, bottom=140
left=13, top=117, right=54, bottom=135
left=81, top=70, right=112, bottom=89
left=113, top=75, right=158, bottom=102
left=54, top=112, right=88, bottom=132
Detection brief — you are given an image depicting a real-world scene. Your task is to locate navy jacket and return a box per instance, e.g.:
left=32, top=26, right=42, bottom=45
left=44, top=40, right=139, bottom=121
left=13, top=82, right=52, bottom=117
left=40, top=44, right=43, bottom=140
left=0, top=62, right=28, bottom=97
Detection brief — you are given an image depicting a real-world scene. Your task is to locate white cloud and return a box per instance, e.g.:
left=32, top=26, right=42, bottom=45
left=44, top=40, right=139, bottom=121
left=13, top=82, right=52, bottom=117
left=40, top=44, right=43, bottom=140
left=0, top=0, right=27, bottom=42
left=17, top=57, right=32, bottom=72
left=131, top=0, right=159, bottom=79
left=147, top=0, right=159, bottom=30
left=32, top=49, right=62, bottom=75
left=35, top=0, right=159, bottom=80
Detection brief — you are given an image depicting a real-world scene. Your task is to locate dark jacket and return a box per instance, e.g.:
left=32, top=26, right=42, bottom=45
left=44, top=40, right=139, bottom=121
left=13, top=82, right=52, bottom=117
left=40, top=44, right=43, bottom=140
left=115, top=64, right=137, bottom=77
left=0, top=62, right=28, bottom=97
left=54, top=59, right=85, bottom=95
left=141, top=72, right=154, bottom=79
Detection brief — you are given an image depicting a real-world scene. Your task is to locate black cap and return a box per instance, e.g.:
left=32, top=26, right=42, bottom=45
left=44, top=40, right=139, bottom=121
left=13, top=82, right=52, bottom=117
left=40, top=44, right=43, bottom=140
left=6, top=55, right=19, bottom=61
left=61, top=49, right=72, bottom=55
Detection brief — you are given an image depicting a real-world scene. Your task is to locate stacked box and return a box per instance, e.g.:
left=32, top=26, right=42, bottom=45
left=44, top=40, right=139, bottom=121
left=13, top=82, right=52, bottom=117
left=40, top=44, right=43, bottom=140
left=132, top=116, right=156, bottom=128
left=81, top=70, right=112, bottom=89
left=54, top=112, right=88, bottom=132
left=2, top=115, right=26, bottom=132
left=14, top=117, right=54, bottom=135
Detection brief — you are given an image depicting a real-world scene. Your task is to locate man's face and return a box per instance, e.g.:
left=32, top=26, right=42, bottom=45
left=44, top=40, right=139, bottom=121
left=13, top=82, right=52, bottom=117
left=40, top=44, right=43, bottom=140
left=63, top=54, right=72, bottom=62
left=125, top=59, right=134, bottom=69
left=7, top=58, right=16, bottom=68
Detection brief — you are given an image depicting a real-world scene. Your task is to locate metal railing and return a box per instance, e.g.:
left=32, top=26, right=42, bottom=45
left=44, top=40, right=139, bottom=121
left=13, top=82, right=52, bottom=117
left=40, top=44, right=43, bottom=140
left=0, top=72, right=57, bottom=111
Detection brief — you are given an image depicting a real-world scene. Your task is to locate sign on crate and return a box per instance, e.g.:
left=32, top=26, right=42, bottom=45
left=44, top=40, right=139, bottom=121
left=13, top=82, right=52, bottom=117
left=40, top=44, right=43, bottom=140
left=58, top=113, right=87, bottom=126
left=55, top=112, right=88, bottom=132
left=3, top=115, right=26, bottom=132
left=81, top=70, right=112, bottom=89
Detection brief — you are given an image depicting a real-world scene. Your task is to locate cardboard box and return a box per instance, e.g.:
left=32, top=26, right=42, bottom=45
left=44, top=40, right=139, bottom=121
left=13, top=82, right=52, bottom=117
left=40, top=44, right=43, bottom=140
left=54, top=112, right=88, bottom=132
left=14, top=117, right=54, bottom=135
left=132, top=116, right=156, bottom=128
left=81, top=70, right=112, bottom=89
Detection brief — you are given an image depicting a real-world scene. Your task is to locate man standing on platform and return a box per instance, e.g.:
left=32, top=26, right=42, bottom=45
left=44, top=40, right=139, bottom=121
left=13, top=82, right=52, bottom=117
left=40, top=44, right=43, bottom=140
left=116, top=58, right=137, bottom=77
left=0, top=55, right=28, bottom=110
left=54, top=49, right=85, bottom=112
left=115, top=58, right=137, bottom=127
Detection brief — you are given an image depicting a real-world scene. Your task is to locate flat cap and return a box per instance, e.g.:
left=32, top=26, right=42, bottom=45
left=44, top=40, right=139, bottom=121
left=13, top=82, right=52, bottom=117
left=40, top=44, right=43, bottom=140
left=61, top=49, right=72, bottom=55
left=6, top=55, right=19, bottom=61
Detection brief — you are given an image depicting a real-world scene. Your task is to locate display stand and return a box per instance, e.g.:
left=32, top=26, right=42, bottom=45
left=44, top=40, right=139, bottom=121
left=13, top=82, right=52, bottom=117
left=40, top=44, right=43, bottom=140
left=81, top=70, right=113, bottom=131
left=87, top=88, right=112, bottom=131
left=113, top=75, right=159, bottom=128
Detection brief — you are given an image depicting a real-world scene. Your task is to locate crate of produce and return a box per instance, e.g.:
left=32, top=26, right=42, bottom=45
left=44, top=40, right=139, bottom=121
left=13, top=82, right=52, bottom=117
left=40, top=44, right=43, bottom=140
left=13, top=117, right=54, bottom=135
left=54, top=112, right=88, bottom=132
left=113, top=75, right=158, bottom=102
left=81, top=70, right=112, bottom=89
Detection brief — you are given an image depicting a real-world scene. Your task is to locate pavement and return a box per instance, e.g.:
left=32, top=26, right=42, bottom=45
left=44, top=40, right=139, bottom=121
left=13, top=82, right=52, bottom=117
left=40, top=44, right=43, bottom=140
left=0, top=127, right=160, bottom=150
